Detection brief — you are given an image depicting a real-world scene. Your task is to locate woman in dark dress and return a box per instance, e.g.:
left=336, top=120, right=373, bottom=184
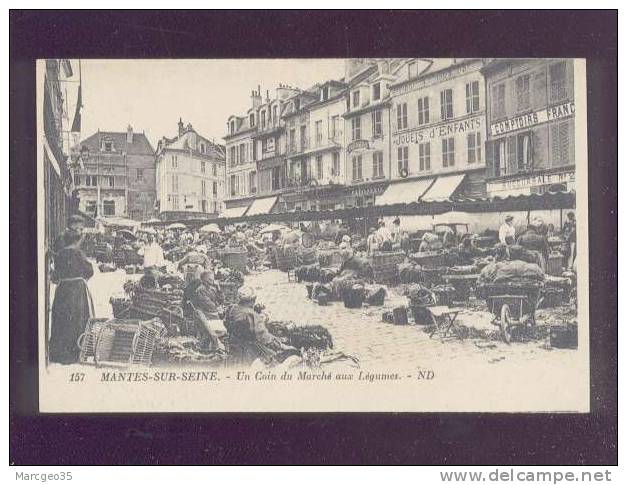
left=50, top=230, right=95, bottom=364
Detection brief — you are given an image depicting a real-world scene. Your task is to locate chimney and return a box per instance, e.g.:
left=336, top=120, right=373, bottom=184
left=178, top=118, right=184, bottom=137
left=126, top=124, right=133, bottom=144
left=251, top=87, right=262, bottom=108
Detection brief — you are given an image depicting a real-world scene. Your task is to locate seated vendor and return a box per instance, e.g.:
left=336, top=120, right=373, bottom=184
left=224, top=287, right=296, bottom=365
left=458, top=235, right=485, bottom=265
left=177, top=247, right=211, bottom=284
left=184, top=270, right=225, bottom=350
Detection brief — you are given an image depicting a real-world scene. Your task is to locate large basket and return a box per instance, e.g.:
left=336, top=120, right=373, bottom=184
left=317, top=250, right=344, bottom=268
left=371, top=251, right=405, bottom=284
left=78, top=318, right=166, bottom=366
left=297, top=248, right=317, bottom=266
left=221, top=247, right=248, bottom=271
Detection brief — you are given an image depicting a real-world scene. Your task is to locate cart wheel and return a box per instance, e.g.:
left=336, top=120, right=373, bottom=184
left=500, top=304, right=512, bottom=344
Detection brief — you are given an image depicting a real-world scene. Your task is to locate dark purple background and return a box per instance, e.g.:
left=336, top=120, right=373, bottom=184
left=10, top=10, right=617, bottom=465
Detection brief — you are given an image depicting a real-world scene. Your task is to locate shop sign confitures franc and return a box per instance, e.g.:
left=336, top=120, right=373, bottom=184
left=392, top=115, right=483, bottom=146
left=490, top=101, right=575, bottom=137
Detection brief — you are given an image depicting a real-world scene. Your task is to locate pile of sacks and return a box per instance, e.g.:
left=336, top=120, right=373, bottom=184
left=478, top=260, right=545, bottom=285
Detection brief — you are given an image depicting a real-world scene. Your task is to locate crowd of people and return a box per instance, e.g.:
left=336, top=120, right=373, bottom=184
left=47, top=210, right=577, bottom=366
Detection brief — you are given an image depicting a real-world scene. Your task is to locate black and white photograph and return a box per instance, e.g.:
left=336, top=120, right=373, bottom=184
left=36, top=56, right=589, bottom=412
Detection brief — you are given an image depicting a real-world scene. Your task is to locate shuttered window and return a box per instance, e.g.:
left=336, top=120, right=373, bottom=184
left=550, top=121, right=571, bottom=167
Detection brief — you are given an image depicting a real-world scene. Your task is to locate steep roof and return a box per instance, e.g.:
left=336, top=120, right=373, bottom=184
left=80, top=130, right=155, bottom=156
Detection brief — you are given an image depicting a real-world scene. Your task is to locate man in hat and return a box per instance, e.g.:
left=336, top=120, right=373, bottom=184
left=185, top=270, right=225, bottom=350
left=224, top=286, right=296, bottom=365
left=499, top=215, right=516, bottom=245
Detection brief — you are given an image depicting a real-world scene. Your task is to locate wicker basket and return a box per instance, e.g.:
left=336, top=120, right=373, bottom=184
left=78, top=318, right=166, bottom=366
left=371, top=251, right=405, bottom=284
left=221, top=247, right=248, bottom=271
left=318, top=250, right=344, bottom=268
left=297, top=248, right=317, bottom=266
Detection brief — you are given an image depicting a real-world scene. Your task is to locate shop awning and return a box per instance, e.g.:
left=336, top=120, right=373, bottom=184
left=221, top=206, right=249, bottom=219
left=246, top=196, right=278, bottom=216
left=375, top=178, right=434, bottom=206
left=421, top=173, right=467, bottom=201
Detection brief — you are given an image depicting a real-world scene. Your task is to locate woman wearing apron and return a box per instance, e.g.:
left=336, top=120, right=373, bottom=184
left=50, top=230, right=95, bottom=364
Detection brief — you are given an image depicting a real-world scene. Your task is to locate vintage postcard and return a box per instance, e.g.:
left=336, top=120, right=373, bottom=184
left=37, top=58, right=589, bottom=412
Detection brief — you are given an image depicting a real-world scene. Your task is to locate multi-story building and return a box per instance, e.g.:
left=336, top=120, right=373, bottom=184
left=74, top=126, right=155, bottom=220
left=252, top=85, right=297, bottom=196
left=481, top=58, right=576, bottom=197
left=223, top=90, right=263, bottom=217
left=343, top=59, right=402, bottom=207
left=155, top=119, right=226, bottom=221
left=40, top=59, right=80, bottom=249
left=380, top=58, right=488, bottom=206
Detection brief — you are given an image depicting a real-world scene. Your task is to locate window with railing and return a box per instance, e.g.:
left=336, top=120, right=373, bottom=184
left=351, top=117, right=361, bottom=141
left=352, top=155, right=363, bottom=181
left=442, top=137, right=455, bottom=167
left=397, top=146, right=408, bottom=174
left=372, top=110, right=382, bottom=138
left=440, top=89, right=454, bottom=120
left=373, top=151, right=384, bottom=178
left=465, top=81, right=480, bottom=114
left=418, top=97, right=430, bottom=126
left=419, top=142, right=431, bottom=171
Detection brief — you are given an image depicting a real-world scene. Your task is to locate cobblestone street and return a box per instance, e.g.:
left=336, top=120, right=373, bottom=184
left=84, top=266, right=582, bottom=372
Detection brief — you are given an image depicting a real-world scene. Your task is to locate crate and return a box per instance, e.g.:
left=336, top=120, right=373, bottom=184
left=221, top=248, right=248, bottom=271
left=410, top=251, right=450, bottom=269
left=546, top=251, right=565, bottom=276
left=371, top=251, right=404, bottom=284
left=274, top=247, right=298, bottom=272
left=550, top=323, right=578, bottom=349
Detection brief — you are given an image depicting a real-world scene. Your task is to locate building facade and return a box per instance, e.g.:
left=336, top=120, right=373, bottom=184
left=155, top=119, right=226, bottom=221
left=481, top=58, right=576, bottom=197
left=74, top=126, right=156, bottom=220
left=343, top=59, right=401, bottom=207
left=383, top=58, right=488, bottom=205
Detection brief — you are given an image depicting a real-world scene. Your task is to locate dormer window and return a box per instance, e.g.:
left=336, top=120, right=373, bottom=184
left=272, top=105, right=278, bottom=121
left=321, top=86, right=329, bottom=101
left=249, top=114, right=255, bottom=127
left=200, top=143, right=206, bottom=154
left=261, top=111, right=266, bottom=128
left=373, top=82, right=381, bottom=101
left=352, top=90, right=360, bottom=108
left=230, top=120, right=235, bottom=134
left=103, top=140, right=113, bottom=152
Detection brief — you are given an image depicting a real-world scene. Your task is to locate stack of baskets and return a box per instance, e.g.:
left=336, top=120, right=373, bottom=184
left=371, top=251, right=405, bottom=285
left=221, top=247, right=248, bottom=271
left=78, top=317, right=166, bottom=367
